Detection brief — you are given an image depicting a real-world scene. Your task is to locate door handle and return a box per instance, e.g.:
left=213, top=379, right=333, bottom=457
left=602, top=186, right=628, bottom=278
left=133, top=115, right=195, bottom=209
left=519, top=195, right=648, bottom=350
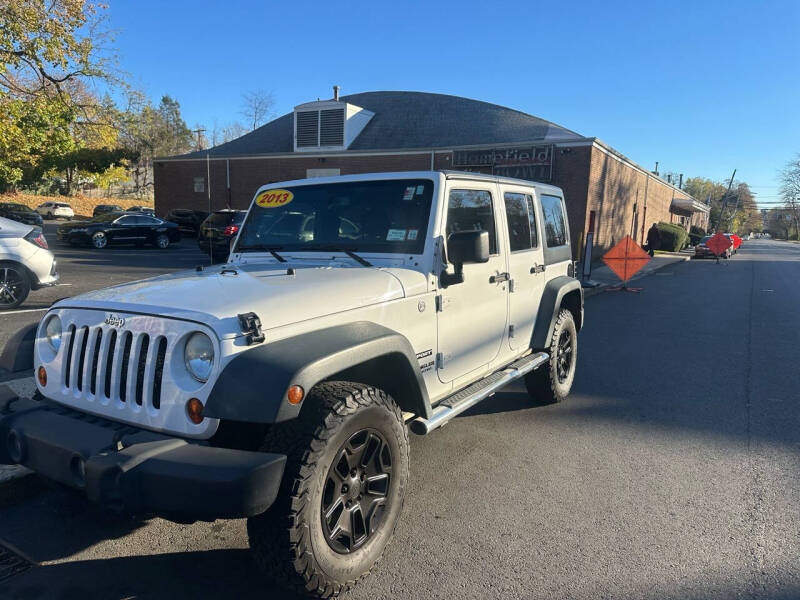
left=490, top=272, right=510, bottom=284
left=530, top=264, right=546, bottom=274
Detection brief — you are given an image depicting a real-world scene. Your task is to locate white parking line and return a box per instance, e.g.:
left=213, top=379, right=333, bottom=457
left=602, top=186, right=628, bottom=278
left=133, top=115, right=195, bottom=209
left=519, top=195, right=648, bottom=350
left=0, top=308, right=48, bottom=316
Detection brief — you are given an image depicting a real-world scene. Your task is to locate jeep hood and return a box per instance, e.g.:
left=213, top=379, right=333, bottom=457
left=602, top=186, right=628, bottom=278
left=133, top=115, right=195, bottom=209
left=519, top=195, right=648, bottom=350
left=55, top=265, right=413, bottom=338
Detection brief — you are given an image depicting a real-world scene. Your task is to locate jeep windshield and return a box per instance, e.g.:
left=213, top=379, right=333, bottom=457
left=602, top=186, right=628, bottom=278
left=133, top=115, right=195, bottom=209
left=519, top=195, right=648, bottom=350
left=235, top=178, right=433, bottom=255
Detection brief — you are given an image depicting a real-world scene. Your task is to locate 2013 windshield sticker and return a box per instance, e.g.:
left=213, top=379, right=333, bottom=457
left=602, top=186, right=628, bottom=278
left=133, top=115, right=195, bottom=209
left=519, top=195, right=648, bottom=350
left=403, top=186, right=415, bottom=201
left=255, top=189, right=294, bottom=208
left=386, top=229, right=406, bottom=241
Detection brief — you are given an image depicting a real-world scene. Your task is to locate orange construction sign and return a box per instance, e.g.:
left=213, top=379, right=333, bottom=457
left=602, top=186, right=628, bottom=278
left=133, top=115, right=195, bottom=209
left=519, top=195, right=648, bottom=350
left=602, top=235, right=651, bottom=283
left=706, top=231, right=732, bottom=256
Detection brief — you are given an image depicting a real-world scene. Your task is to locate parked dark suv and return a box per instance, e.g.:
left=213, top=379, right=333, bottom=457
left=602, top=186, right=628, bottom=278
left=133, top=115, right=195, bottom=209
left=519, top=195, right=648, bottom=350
left=0, top=202, right=43, bottom=226
left=166, top=208, right=209, bottom=235
left=197, top=209, right=246, bottom=260
left=93, top=204, right=124, bottom=217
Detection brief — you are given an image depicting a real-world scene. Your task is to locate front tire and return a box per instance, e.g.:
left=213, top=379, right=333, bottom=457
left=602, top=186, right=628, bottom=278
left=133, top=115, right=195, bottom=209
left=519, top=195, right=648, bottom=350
left=92, top=232, right=108, bottom=249
left=247, top=382, right=409, bottom=598
left=154, top=234, right=169, bottom=249
left=524, top=309, right=578, bottom=404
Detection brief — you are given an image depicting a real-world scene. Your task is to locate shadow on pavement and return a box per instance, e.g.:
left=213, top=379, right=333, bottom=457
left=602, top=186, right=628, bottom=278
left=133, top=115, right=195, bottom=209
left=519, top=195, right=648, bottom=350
left=0, top=549, right=308, bottom=600
left=0, top=479, right=148, bottom=563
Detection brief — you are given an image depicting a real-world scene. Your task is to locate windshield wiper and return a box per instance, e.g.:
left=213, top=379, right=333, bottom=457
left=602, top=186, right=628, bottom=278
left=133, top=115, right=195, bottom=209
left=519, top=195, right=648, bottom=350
left=236, top=244, right=286, bottom=262
left=305, top=245, right=372, bottom=267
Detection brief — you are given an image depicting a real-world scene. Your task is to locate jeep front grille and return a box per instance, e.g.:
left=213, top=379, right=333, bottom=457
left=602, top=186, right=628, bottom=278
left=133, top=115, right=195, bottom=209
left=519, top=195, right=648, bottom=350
left=38, top=307, right=220, bottom=439
left=61, top=323, right=167, bottom=411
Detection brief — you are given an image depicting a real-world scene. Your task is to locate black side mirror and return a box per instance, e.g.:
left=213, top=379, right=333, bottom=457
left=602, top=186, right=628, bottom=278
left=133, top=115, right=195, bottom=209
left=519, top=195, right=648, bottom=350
left=440, top=230, right=490, bottom=287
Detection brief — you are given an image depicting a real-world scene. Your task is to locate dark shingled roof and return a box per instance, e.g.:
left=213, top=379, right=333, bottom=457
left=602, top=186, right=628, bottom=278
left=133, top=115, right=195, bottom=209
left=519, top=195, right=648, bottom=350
left=179, top=91, right=585, bottom=159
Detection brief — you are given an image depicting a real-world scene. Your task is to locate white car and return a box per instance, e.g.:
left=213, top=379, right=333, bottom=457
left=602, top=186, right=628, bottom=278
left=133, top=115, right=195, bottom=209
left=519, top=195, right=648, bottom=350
left=0, top=216, right=59, bottom=308
left=2, top=171, right=582, bottom=596
left=36, top=201, right=74, bottom=220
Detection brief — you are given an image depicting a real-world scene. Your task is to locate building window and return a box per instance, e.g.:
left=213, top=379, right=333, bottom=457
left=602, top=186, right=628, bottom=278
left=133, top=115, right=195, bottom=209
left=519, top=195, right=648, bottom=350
left=446, top=189, right=497, bottom=254
left=193, top=177, right=205, bottom=193
left=541, top=194, right=568, bottom=247
left=504, top=192, right=538, bottom=252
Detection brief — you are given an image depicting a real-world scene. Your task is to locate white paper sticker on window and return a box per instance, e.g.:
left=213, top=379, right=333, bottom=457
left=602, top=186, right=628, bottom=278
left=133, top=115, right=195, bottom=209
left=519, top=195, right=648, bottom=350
left=403, top=187, right=415, bottom=201
left=386, top=229, right=407, bottom=241
left=416, top=185, right=424, bottom=195
left=407, top=229, right=418, bottom=241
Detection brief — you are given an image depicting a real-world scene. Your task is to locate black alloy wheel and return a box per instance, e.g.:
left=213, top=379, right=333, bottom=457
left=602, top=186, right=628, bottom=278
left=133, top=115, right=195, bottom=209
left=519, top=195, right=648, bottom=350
left=0, top=263, right=31, bottom=309
left=321, top=428, right=392, bottom=554
left=555, top=329, right=573, bottom=384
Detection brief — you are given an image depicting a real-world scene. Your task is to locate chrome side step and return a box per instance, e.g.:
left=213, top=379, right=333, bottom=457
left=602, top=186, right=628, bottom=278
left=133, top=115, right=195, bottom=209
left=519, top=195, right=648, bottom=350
left=410, top=352, right=549, bottom=435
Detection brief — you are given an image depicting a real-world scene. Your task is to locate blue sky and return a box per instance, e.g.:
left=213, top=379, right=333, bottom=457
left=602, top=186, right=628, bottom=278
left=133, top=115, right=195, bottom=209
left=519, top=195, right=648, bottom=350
left=106, top=0, right=799, bottom=205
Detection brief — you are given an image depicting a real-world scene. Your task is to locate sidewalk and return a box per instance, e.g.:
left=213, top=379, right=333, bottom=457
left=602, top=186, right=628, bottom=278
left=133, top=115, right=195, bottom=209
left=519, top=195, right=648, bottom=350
left=582, top=249, right=692, bottom=297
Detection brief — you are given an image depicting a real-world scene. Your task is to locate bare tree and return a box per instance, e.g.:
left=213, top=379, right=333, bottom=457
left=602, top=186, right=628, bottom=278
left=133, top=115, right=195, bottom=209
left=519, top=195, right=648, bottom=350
left=779, top=155, right=800, bottom=238
left=210, top=120, right=248, bottom=146
left=240, top=89, right=275, bottom=131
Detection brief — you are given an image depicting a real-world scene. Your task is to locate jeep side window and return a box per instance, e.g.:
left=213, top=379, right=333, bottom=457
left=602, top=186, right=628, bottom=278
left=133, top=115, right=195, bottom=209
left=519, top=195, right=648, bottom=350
left=504, top=192, right=538, bottom=252
left=446, top=189, right=497, bottom=254
left=540, top=194, right=567, bottom=247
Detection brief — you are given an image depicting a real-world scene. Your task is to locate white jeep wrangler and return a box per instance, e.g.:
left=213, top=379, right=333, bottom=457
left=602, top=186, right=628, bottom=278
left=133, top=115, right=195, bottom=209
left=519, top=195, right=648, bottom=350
left=0, top=171, right=582, bottom=597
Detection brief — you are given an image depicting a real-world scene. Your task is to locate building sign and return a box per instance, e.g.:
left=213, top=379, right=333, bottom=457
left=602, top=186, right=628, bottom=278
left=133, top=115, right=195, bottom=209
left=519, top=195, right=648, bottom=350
left=452, top=145, right=553, bottom=182
left=306, top=168, right=341, bottom=178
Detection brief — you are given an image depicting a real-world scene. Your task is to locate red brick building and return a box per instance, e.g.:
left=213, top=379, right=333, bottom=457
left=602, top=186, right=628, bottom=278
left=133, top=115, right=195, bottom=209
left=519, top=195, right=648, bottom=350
left=155, top=90, right=709, bottom=256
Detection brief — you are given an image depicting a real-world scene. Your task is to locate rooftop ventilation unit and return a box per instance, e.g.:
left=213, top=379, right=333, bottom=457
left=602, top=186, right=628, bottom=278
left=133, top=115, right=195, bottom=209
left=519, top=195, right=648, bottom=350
left=293, top=88, right=373, bottom=152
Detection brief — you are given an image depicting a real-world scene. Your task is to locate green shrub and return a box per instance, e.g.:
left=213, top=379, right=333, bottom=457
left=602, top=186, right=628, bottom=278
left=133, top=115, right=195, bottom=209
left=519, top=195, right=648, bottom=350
left=688, top=225, right=706, bottom=246
left=657, top=222, right=688, bottom=251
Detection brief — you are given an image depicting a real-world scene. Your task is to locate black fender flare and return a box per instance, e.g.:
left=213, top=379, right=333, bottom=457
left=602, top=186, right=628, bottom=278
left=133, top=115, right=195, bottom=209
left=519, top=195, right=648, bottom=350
left=204, top=321, right=432, bottom=424
left=531, top=276, right=584, bottom=350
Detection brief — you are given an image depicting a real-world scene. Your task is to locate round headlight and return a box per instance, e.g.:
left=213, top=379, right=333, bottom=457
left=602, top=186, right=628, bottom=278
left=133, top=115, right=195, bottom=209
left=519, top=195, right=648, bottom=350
left=45, top=315, right=62, bottom=352
left=184, top=332, right=214, bottom=382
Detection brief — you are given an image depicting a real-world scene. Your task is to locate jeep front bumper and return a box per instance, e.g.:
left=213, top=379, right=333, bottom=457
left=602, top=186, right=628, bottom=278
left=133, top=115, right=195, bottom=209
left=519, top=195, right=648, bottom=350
left=0, top=388, right=286, bottom=521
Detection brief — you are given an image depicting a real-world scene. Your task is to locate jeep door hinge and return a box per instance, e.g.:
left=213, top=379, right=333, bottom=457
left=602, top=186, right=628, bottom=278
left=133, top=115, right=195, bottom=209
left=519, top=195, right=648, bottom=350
left=436, top=352, right=445, bottom=369
left=436, top=294, right=444, bottom=312
left=237, top=312, right=265, bottom=345
left=509, top=324, right=515, bottom=338
left=508, top=279, right=515, bottom=292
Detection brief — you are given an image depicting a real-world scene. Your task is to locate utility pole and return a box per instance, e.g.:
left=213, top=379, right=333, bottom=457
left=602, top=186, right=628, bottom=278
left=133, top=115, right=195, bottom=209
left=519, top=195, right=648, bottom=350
left=192, top=128, right=206, bottom=151
left=717, top=169, right=737, bottom=231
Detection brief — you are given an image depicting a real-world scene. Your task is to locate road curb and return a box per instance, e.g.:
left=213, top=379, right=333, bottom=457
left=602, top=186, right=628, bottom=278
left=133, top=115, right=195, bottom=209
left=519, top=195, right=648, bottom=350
left=583, top=255, right=691, bottom=298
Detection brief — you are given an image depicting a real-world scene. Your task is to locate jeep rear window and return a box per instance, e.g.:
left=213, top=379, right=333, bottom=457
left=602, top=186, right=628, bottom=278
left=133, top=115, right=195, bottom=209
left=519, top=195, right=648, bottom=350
left=236, top=179, right=433, bottom=254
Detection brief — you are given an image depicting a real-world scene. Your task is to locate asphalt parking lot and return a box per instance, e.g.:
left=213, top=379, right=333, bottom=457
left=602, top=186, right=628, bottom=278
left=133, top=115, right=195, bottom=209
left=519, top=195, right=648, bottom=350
left=0, top=222, right=211, bottom=377
left=1, top=240, right=798, bottom=599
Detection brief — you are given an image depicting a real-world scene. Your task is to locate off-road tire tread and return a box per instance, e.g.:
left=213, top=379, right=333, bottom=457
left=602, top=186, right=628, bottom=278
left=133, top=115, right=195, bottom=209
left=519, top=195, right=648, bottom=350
left=247, top=381, right=408, bottom=598
left=525, top=308, right=575, bottom=404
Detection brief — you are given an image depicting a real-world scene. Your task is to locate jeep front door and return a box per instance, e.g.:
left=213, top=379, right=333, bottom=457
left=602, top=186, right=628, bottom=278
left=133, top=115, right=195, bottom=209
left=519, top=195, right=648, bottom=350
left=501, top=188, right=545, bottom=350
left=437, top=186, right=508, bottom=383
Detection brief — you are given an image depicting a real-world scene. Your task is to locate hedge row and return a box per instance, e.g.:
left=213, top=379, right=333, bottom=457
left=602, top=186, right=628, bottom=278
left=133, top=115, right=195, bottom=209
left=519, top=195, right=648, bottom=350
left=656, top=222, right=689, bottom=252
left=689, top=225, right=706, bottom=246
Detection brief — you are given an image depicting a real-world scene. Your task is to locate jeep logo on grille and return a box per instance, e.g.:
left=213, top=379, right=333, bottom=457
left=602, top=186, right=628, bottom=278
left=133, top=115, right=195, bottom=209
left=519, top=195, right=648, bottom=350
left=104, top=314, right=125, bottom=328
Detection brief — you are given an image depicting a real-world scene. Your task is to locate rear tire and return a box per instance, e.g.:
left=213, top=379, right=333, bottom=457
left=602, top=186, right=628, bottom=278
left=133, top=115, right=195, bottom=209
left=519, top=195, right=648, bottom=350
left=524, top=309, right=577, bottom=404
left=247, top=382, right=409, bottom=598
left=0, top=261, right=31, bottom=309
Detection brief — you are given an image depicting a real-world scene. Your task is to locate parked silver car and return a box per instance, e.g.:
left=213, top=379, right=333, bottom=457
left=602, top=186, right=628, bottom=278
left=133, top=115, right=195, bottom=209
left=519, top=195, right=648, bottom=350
left=0, top=216, right=59, bottom=308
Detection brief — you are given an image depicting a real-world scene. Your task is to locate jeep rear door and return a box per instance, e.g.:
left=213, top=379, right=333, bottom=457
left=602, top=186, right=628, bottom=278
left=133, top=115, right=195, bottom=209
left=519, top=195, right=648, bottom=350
left=500, top=186, right=546, bottom=350
left=436, top=183, right=508, bottom=383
